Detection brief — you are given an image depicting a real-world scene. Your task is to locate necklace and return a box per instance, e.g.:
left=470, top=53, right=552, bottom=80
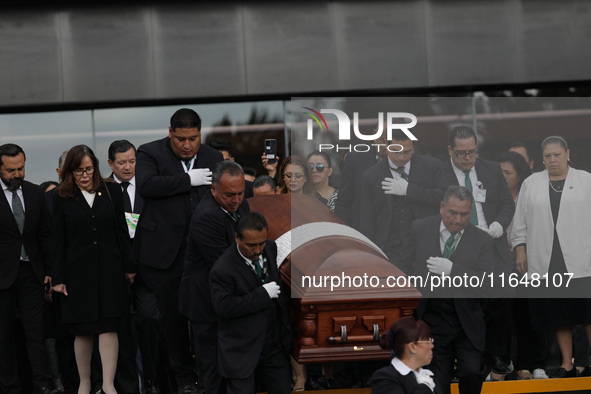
left=549, top=179, right=565, bottom=193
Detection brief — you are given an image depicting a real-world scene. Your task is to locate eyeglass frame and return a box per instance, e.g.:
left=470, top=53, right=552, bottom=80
left=284, top=172, right=305, bottom=180
left=73, top=166, right=95, bottom=176
left=309, top=164, right=327, bottom=172
left=451, top=148, right=478, bottom=159
left=390, top=148, right=414, bottom=157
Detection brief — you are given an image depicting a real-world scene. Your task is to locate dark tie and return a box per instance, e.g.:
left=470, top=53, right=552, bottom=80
left=12, top=191, right=27, bottom=259
left=184, top=160, right=191, bottom=171
left=121, top=182, right=132, bottom=213
left=397, top=167, right=408, bottom=181
left=463, top=171, right=478, bottom=225
left=443, top=232, right=457, bottom=258
left=230, top=211, right=238, bottom=221
left=252, top=259, right=266, bottom=283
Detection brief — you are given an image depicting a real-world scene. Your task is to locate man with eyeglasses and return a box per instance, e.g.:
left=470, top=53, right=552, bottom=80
left=360, top=129, right=448, bottom=262
left=442, top=125, right=515, bottom=381
left=394, top=186, right=494, bottom=394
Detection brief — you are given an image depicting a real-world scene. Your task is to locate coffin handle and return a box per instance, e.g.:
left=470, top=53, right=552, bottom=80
left=373, top=324, right=380, bottom=341
left=340, top=325, right=348, bottom=343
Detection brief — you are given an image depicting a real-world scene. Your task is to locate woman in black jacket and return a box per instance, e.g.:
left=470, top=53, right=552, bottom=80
left=371, top=317, right=442, bottom=394
left=52, top=145, right=133, bottom=394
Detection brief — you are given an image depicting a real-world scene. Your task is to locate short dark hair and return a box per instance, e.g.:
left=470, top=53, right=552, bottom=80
left=390, top=129, right=412, bottom=143
left=449, top=125, right=477, bottom=148
left=253, top=175, right=276, bottom=190
left=108, top=140, right=136, bottom=162
left=379, top=316, right=430, bottom=359
left=209, top=138, right=232, bottom=155
left=170, top=108, right=201, bottom=132
left=498, top=151, right=532, bottom=191
left=508, top=142, right=532, bottom=160
left=542, top=135, right=568, bottom=152
left=212, top=160, right=243, bottom=186
left=306, top=150, right=332, bottom=167
left=236, top=212, right=268, bottom=240
left=443, top=185, right=473, bottom=205
left=243, top=166, right=257, bottom=178
left=0, top=143, right=25, bottom=167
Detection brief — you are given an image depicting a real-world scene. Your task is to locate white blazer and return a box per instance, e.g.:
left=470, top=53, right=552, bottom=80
left=511, top=167, right=591, bottom=278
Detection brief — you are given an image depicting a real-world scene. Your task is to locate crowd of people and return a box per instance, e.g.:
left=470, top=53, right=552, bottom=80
left=1, top=107, right=590, bottom=394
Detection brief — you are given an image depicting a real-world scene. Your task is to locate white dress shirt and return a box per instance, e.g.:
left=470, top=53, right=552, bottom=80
left=449, top=158, right=488, bottom=228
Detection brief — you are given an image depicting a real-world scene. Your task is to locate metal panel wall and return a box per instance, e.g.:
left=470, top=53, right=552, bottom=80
left=0, top=1, right=589, bottom=108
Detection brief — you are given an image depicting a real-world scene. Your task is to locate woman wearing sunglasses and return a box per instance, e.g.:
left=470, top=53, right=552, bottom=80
left=371, top=316, right=441, bottom=394
left=307, top=151, right=338, bottom=212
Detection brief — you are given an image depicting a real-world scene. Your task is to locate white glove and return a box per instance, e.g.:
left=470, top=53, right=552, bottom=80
left=381, top=177, right=408, bottom=196
left=188, top=168, right=212, bottom=186
left=487, top=221, right=503, bottom=239
left=262, top=281, right=281, bottom=299
left=416, top=369, right=435, bottom=391
left=427, top=256, right=453, bottom=276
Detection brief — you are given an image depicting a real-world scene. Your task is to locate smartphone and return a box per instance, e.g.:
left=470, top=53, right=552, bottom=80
left=265, top=139, right=277, bottom=164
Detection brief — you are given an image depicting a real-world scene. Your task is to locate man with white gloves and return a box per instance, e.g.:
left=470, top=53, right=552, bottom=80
left=134, top=108, right=223, bottom=393
left=394, top=186, right=495, bottom=394
left=441, top=125, right=515, bottom=378
left=210, top=212, right=291, bottom=394
left=360, top=129, right=448, bottom=262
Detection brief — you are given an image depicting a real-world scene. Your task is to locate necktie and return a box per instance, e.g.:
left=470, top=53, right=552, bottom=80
left=12, top=191, right=27, bottom=259
left=121, top=182, right=132, bottom=213
left=463, top=171, right=478, bottom=225
left=443, top=232, right=457, bottom=258
left=230, top=211, right=238, bottom=221
left=252, top=259, right=265, bottom=283
left=184, top=160, right=191, bottom=171
left=397, top=167, right=409, bottom=181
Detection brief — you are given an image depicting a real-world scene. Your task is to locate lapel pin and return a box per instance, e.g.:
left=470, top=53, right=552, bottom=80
left=98, top=192, right=102, bottom=196
left=570, top=186, right=573, bottom=189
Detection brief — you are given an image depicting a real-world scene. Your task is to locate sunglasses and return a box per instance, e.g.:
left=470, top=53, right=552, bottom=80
left=309, top=164, right=326, bottom=172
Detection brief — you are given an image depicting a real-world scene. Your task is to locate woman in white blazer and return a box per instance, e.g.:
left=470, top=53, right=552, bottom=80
left=511, top=136, right=591, bottom=378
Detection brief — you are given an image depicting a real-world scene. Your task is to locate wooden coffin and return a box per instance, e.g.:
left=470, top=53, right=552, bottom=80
left=247, top=194, right=421, bottom=363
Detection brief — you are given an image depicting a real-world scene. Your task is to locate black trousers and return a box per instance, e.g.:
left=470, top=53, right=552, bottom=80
left=226, top=348, right=290, bottom=394
left=140, top=251, right=197, bottom=387
left=484, top=298, right=513, bottom=358
left=427, top=319, right=483, bottom=394
left=192, top=322, right=224, bottom=394
left=0, top=262, right=53, bottom=393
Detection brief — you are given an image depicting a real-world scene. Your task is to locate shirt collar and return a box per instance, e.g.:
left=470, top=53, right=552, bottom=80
left=0, top=178, right=21, bottom=193
left=236, top=243, right=253, bottom=265
left=113, top=174, right=136, bottom=186
left=391, top=357, right=433, bottom=378
left=450, top=157, right=474, bottom=176
left=387, top=157, right=411, bottom=173
left=440, top=220, right=465, bottom=237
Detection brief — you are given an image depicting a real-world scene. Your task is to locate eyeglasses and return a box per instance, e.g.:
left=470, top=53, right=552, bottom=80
left=391, top=149, right=414, bottom=157
left=73, top=166, right=94, bottom=176
left=452, top=149, right=478, bottom=159
left=415, top=337, right=434, bottom=345
left=309, top=164, right=326, bottom=172
left=284, top=173, right=305, bottom=180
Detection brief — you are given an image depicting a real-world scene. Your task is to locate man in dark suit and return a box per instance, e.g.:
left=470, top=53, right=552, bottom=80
left=134, top=108, right=223, bottom=393
left=108, top=139, right=170, bottom=394
left=180, top=160, right=249, bottom=394
left=210, top=212, right=291, bottom=394
left=395, top=186, right=494, bottom=394
left=442, top=125, right=515, bottom=377
left=360, top=130, right=448, bottom=261
left=334, top=134, right=387, bottom=230
left=0, top=143, right=57, bottom=394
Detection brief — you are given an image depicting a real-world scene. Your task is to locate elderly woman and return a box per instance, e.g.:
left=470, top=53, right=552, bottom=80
left=511, top=136, right=591, bottom=378
left=370, top=316, right=441, bottom=394
left=52, top=145, right=133, bottom=394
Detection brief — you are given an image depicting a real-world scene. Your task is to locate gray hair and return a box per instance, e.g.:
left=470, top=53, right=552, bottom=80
left=212, top=160, right=243, bottom=186
left=541, top=136, right=568, bottom=152
left=443, top=185, right=473, bottom=205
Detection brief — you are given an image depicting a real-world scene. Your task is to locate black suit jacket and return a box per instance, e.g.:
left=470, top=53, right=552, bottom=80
left=51, top=182, right=132, bottom=323
left=209, top=240, right=291, bottom=379
left=360, top=154, right=448, bottom=250
left=133, top=137, right=223, bottom=269
left=0, top=181, right=51, bottom=289
left=370, top=364, right=443, bottom=394
left=334, top=149, right=379, bottom=230
left=395, top=215, right=494, bottom=351
left=179, top=190, right=250, bottom=323
left=442, top=158, right=514, bottom=275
